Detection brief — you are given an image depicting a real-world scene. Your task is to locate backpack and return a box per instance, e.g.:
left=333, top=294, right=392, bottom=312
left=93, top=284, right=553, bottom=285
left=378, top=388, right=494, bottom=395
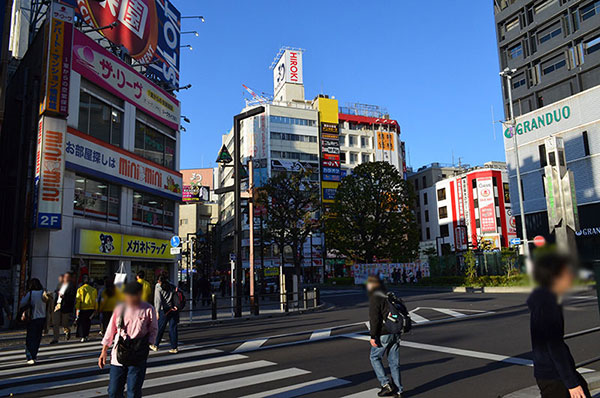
left=174, top=287, right=186, bottom=311
left=377, top=291, right=412, bottom=334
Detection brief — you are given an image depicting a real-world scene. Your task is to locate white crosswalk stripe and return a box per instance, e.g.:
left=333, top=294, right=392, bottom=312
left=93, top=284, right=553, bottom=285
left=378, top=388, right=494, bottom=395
left=240, top=377, right=350, bottom=398
left=342, top=388, right=382, bottom=397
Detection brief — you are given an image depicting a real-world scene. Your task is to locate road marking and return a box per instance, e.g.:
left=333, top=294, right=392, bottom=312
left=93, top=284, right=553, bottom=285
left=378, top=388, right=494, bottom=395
left=234, top=338, right=269, bottom=353
left=240, top=376, right=350, bottom=398
left=310, top=329, right=331, bottom=341
left=0, top=339, right=102, bottom=355
left=342, top=388, right=382, bottom=397
left=0, top=344, right=102, bottom=362
left=409, top=307, right=429, bottom=324
left=144, top=368, right=311, bottom=397
left=51, top=360, right=277, bottom=398
left=432, top=308, right=469, bottom=318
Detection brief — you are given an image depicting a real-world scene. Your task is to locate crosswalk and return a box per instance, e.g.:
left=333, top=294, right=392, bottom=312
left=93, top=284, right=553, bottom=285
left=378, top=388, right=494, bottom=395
left=0, top=338, right=378, bottom=397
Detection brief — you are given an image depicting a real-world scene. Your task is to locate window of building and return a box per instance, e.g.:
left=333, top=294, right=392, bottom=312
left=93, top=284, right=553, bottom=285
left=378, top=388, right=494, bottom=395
left=361, top=154, right=370, bottom=163
left=414, top=179, right=419, bottom=190
left=584, top=36, right=600, bottom=55
left=440, top=224, right=450, bottom=237
left=133, top=191, right=175, bottom=231
left=134, top=120, right=176, bottom=169
left=509, top=43, right=523, bottom=59
left=271, top=150, right=318, bottom=162
left=539, top=144, right=547, bottom=167
left=424, top=209, right=430, bottom=222
left=360, top=136, right=369, bottom=148
left=349, top=135, right=357, bottom=147
left=437, top=188, right=446, bottom=201
left=78, top=86, right=123, bottom=147
left=535, top=0, right=558, bottom=14
left=424, top=192, right=428, bottom=205
left=513, top=75, right=527, bottom=89
left=350, top=153, right=359, bottom=163
left=542, top=56, right=567, bottom=75
left=422, top=176, right=427, bottom=188
left=426, top=227, right=431, bottom=240
left=505, top=16, right=520, bottom=33
left=583, top=131, right=590, bottom=156
left=180, top=219, right=188, bottom=225
left=538, top=24, right=562, bottom=44
left=270, top=132, right=317, bottom=143
left=269, top=115, right=316, bottom=126
left=74, top=174, right=120, bottom=222
left=581, top=0, right=600, bottom=21
left=340, top=152, right=346, bottom=163
left=339, top=135, right=346, bottom=146
left=438, top=206, right=448, bottom=219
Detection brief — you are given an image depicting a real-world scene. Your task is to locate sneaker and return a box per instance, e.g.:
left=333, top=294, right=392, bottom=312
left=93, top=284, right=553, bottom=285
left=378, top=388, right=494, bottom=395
left=395, top=394, right=403, bottom=398
left=65, top=331, right=71, bottom=341
left=377, top=384, right=395, bottom=397
left=149, top=345, right=158, bottom=352
left=26, top=359, right=35, bottom=365
left=168, top=348, right=179, bottom=354
left=80, top=337, right=88, bottom=343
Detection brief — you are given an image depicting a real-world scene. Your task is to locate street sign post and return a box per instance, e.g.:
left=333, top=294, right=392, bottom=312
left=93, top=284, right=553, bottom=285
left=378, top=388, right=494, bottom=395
left=533, top=235, right=546, bottom=247
left=170, top=236, right=181, bottom=248
left=170, top=247, right=181, bottom=255
left=509, top=238, right=521, bottom=246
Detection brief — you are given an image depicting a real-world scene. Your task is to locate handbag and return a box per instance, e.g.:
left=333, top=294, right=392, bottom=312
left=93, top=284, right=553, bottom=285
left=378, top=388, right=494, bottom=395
left=116, top=306, right=149, bottom=366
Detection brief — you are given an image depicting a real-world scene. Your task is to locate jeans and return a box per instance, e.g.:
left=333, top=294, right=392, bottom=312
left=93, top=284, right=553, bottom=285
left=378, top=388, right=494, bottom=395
left=26, top=318, right=46, bottom=360
left=155, top=310, right=179, bottom=349
left=370, top=333, right=402, bottom=391
left=108, top=363, right=147, bottom=398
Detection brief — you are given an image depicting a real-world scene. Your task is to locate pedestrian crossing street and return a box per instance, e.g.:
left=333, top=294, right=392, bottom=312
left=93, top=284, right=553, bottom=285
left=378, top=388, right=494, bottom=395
left=0, top=338, right=378, bottom=398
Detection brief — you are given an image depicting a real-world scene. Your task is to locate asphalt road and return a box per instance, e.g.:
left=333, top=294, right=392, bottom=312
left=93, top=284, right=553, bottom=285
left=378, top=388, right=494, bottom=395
left=0, top=287, right=598, bottom=398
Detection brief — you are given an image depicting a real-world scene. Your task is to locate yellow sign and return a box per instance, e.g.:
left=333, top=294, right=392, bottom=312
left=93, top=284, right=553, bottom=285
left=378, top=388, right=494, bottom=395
left=264, top=267, right=279, bottom=276
left=377, top=131, right=395, bottom=151
left=77, top=229, right=174, bottom=260
left=315, top=97, right=339, bottom=124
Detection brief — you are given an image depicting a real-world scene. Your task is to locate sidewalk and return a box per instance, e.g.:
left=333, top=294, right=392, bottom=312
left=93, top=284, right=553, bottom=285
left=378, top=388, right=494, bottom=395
left=503, top=372, right=600, bottom=397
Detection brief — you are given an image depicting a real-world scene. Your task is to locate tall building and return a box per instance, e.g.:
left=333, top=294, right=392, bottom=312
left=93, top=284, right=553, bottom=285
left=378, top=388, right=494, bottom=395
left=0, top=1, right=184, bottom=298
left=215, top=48, right=406, bottom=278
left=494, top=0, right=600, bottom=117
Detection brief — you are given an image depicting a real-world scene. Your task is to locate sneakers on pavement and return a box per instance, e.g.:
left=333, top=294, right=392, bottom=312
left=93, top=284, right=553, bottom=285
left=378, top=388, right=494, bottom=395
left=26, top=359, right=35, bottom=365
left=149, top=345, right=158, bottom=352
left=168, top=348, right=179, bottom=354
left=80, top=337, right=88, bottom=343
left=65, top=330, right=71, bottom=341
left=377, top=384, right=396, bottom=397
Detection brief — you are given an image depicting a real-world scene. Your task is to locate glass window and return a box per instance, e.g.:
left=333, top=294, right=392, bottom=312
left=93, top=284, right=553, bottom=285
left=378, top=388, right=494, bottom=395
left=539, top=26, right=561, bottom=44
left=132, top=191, right=174, bottom=231
left=440, top=224, right=450, bottom=237
left=439, top=206, right=448, bottom=219
left=269, top=115, right=316, bottom=126
left=424, top=192, right=428, bottom=205
left=349, top=136, right=357, bottom=147
left=534, top=0, right=558, bottom=14
left=542, top=56, right=566, bottom=75
left=513, top=76, right=527, bottom=89
left=425, top=210, right=429, bottom=222
left=581, top=0, right=600, bottom=21
left=339, top=135, right=346, bottom=146
left=505, top=17, right=519, bottom=32
left=135, top=120, right=176, bottom=169
left=585, top=36, right=600, bottom=55
left=361, top=136, right=369, bottom=148
left=78, top=89, right=123, bottom=147
left=437, top=188, right=446, bottom=201
left=426, top=227, right=431, bottom=240
left=508, top=44, right=523, bottom=59
left=361, top=154, right=370, bottom=163
left=350, top=153, right=358, bottom=163
left=74, top=174, right=120, bottom=222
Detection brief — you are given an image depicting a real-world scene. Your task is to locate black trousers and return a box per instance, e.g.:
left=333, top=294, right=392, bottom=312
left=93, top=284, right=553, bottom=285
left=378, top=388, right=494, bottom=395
left=76, top=309, right=94, bottom=338
left=537, top=375, right=592, bottom=398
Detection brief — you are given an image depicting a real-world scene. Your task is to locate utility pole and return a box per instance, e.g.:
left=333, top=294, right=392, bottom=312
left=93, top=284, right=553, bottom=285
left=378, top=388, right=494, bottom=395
left=500, top=68, right=531, bottom=274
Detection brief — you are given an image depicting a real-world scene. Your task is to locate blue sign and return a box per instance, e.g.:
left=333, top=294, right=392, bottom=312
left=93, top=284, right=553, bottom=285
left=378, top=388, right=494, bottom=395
left=37, top=213, right=62, bottom=229
left=170, top=236, right=181, bottom=248
left=322, top=167, right=340, bottom=175
left=323, top=188, right=337, bottom=200
left=509, top=238, right=521, bottom=245
left=322, top=174, right=341, bottom=182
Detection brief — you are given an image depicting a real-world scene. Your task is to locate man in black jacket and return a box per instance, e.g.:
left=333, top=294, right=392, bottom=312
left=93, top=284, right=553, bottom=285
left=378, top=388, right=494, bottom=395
left=528, top=253, right=591, bottom=398
left=368, top=275, right=402, bottom=397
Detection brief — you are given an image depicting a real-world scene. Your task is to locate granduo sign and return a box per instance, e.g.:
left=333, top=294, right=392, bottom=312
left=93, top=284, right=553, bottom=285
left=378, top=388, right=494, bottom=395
left=504, top=106, right=571, bottom=138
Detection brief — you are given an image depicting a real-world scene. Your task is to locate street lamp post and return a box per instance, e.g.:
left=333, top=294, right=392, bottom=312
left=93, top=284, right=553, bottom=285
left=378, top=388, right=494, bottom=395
left=233, top=107, right=265, bottom=317
left=500, top=67, right=531, bottom=273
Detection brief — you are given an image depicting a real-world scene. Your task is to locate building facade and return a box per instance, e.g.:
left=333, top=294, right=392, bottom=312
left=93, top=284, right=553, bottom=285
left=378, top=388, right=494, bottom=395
left=494, top=0, right=600, bottom=117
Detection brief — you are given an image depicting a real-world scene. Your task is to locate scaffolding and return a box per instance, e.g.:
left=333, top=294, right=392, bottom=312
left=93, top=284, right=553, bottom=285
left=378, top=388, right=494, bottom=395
left=339, top=102, right=390, bottom=119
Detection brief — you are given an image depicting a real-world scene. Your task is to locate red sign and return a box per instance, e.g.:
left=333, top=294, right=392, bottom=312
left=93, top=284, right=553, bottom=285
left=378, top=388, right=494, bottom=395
left=533, top=235, right=546, bottom=247
left=322, top=160, right=340, bottom=168
left=322, top=153, right=340, bottom=161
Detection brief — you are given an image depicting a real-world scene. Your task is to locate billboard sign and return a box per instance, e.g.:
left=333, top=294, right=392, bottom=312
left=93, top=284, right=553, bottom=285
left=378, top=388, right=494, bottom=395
left=477, top=177, right=497, bottom=234
left=40, top=2, right=74, bottom=117
left=322, top=160, right=340, bottom=168
left=322, top=174, right=341, bottom=182
left=273, top=49, right=303, bottom=96
left=77, top=229, right=175, bottom=259
left=65, top=128, right=182, bottom=200
left=72, top=29, right=180, bottom=130
left=75, top=0, right=181, bottom=87
left=34, top=117, right=67, bottom=229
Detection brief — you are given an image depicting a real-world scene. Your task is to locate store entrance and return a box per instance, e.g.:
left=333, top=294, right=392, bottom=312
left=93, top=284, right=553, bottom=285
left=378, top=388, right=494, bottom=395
left=71, top=258, right=118, bottom=285
left=131, top=262, right=170, bottom=286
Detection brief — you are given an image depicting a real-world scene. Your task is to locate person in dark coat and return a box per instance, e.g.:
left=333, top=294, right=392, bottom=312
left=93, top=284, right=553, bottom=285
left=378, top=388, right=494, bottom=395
left=528, top=253, right=591, bottom=398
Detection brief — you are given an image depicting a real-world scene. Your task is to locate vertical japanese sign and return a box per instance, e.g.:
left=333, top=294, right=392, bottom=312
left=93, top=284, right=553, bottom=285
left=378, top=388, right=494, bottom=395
left=34, top=116, right=67, bottom=229
left=316, top=97, right=340, bottom=206
left=75, top=0, right=181, bottom=88
left=40, top=2, right=74, bottom=117
left=477, top=177, right=497, bottom=234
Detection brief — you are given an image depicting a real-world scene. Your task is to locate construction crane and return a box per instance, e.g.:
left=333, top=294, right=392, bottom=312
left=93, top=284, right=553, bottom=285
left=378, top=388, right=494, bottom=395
left=242, top=84, right=271, bottom=106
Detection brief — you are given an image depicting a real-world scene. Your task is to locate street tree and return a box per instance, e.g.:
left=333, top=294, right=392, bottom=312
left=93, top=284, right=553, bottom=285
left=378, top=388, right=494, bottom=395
left=326, top=161, right=419, bottom=263
left=256, top=170, right=321, bottom=281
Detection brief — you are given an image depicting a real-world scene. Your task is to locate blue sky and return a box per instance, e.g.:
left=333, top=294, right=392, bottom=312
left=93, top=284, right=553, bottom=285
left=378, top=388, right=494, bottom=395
left=172, top=1, right=507, bottom=171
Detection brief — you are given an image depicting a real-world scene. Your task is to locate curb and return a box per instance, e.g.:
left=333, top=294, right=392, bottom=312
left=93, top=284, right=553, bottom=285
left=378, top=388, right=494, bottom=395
left=503, top=372, right=600, bottom=397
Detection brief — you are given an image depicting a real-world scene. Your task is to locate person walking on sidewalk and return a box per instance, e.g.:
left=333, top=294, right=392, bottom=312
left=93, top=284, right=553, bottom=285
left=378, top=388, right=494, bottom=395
left=76, top=275, right=98, bottom=342
left=51, top=272, right=76, bottom=343
left=528, top=253, right=592, bottom=398
left=19, top=278, right=49, bottom=365
left=99, top=278, right=119, bottom=336
left=367, top=275, right=403, bottom=397
left=150, top=274, right=179, bottom=353
left=99, top=281, right=157, bottom=398
left=136, top=271, right=152, bottom=304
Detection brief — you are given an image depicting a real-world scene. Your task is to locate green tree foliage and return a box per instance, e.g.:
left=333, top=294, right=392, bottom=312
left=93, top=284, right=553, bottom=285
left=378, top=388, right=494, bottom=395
left=256, top=170, right=321, bottom=279
left=325, top=162, right=419, bottom=263
left=464, top=250, right=477, bottom=283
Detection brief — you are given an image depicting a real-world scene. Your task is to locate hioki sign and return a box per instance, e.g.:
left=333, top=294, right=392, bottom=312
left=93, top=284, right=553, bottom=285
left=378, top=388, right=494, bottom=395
left=72, top=29, right=180, bottom=130
left=273, top=49, right=304, bottom=96
left=65, top=128, right=182, bottom=201
left=34, top=117, right=67, bottom=229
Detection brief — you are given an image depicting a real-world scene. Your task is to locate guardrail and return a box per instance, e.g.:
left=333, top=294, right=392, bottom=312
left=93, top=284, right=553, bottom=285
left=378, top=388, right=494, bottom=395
left=565, top=326, right=600, bottom=368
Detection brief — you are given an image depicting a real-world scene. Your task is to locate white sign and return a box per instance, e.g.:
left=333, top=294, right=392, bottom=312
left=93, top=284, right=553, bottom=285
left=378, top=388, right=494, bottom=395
left=170, top=247, right=181, bottom=255
left=477, top=177, right=497, bottom=234
left=34, top=117, right=67, bottom=229
left=273, top=50, right=303, bottom=97
left=65, top=129, right=183, bottom=201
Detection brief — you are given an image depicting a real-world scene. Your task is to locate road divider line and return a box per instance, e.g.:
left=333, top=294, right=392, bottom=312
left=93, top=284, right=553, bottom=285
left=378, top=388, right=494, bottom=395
left=408, top=308, right=429, bottom=324
left=432, top=308, right=468, bottom=318
left=234, top=338, right=269, bottom=353
left=240, top=376, right=350, bottom=398
left=309, top=329, right=331, bottom=341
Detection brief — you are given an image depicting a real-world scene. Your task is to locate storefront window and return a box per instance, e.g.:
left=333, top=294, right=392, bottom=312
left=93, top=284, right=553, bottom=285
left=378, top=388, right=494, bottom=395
left=74, top=174, right=120, bottom=222
left=135, top=118, right=176, bottom=169
left=78, top=83, right=123, bottom=147
left=132, top=191, right=175, bottom=231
